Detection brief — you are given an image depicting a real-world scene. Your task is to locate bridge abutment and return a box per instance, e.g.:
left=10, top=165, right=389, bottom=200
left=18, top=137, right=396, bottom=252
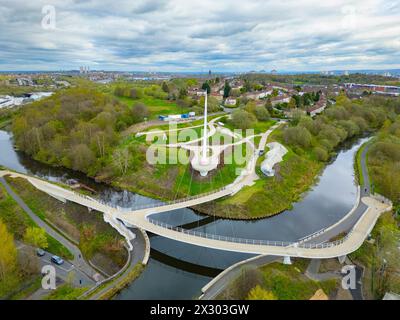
left=283, top=256, right=292, bottom=265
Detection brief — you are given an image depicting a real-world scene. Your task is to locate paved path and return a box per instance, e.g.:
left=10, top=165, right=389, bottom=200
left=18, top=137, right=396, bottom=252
left=0, top=177, right=100, bottom=284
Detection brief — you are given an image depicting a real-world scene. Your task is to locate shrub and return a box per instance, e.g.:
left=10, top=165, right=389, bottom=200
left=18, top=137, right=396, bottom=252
left=314, top=146, right=329, bottom=162
left=254, top=106, right=270, bottom=121
left=283, top=126, right=312, bottom=149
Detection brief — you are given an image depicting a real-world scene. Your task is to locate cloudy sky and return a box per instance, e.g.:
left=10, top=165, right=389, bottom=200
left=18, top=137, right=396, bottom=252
left=0, top=0, right=399, bottom=72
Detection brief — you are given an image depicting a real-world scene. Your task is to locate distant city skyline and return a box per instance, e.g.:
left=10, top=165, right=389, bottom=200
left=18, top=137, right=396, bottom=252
left=1, top=0, right=399, bottom=72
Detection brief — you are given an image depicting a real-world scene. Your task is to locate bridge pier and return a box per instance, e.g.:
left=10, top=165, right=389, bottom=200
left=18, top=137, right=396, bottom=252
left=88, top=207, right=92, bottom=212
left=338, top=255, right=347, bottom=264
left=283, top=256, right=292, bottom=265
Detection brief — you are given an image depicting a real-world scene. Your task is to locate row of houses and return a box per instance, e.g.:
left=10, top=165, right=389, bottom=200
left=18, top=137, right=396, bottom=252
left=344, top=83, right=400, bottom=96
left=306, top=94, right=327, bottom=116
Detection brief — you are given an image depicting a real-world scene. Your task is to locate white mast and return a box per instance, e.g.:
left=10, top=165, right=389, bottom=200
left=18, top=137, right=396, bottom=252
left=202, top=91, right=208, bottom=161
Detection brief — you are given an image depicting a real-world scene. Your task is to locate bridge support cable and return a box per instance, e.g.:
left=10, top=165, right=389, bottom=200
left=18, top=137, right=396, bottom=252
left=178, top=165, right=194, bottom=228
left=167, top=161, right=190, bottom=226
left=217, top=166, right=237, bottom=240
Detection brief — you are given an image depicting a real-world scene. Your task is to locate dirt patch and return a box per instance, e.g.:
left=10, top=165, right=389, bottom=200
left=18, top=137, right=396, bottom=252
left=320, top=259, right=343, bottom=273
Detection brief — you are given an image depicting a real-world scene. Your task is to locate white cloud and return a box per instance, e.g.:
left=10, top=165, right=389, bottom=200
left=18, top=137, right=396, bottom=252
left=0, top=0, right=398, bottom=71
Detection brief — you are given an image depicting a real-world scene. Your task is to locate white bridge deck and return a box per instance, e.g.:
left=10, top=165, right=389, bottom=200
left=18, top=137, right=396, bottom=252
left=0, top=170, right=391, bottom=259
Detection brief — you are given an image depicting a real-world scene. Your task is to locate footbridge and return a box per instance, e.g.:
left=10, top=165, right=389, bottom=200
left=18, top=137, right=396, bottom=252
left=0, top=166, right=391, bottom=260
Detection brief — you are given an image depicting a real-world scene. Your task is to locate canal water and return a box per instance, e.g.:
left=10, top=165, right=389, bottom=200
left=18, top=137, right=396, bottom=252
left=0, top=129, right=365, bottom=299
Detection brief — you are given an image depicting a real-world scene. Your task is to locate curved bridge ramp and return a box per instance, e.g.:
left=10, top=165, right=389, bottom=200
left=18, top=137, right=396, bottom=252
left=0, top=170, right=391, bottom=259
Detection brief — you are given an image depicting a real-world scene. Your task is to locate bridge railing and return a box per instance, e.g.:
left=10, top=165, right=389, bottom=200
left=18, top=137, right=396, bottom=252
left=297, top=228, right=326, bottom=243
left=147, top=218, right=296, bottom=247
left=147, top=218, right=352, bottom=249
left=95, top=186, right=230, bottom=211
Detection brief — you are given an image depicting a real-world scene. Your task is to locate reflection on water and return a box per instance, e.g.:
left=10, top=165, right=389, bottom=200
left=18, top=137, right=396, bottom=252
left=0, top=129, right=366, bottom=299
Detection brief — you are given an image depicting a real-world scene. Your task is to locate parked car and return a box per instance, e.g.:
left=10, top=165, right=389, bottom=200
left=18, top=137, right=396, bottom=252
left=36, top=248, right=45, bottom=257
left=51, top=255, right=64, bottom=265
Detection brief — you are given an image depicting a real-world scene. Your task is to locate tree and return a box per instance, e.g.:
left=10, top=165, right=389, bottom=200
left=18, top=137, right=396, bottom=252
left=199, top=96, right=220, bottom=113
left=161, top=82, right=169, bottom=93
left=314, top=146, right=329, bottom=161
left=288, top=97, right=297, bottom=109
left=230, top=109, right=256, bottom=130
left=223, top=81, right=231, bottom=98
left=0, top=220, right=17, bottom=280
left=131, top=102, right=149, bottom=123
left=18, top=246, right=39, bottom=276
left=24, top=227, right=48, bottom=249
left=113, top=148, right=130, bottom=176
left=243, top=80, right=252, bottom=93
left=265, top=99, right=273, bottom=113
left=244, top=101, right=257, bottom=114
left=201, top=81, right=211, bottom=94
left=255, top=105, right=270, bottom=121
left=283, top=126, right=312, bottom=149
left=178, top=88, right=187, bottom=99
left=247, top=285, right=277, bottom=300
left=291, top=109, right=305, bottom=126
left=114, top=86, right=124, bottom=97
left=129, top=88, right=139, bottom=99
left=71, top=144, right=96, bottom=172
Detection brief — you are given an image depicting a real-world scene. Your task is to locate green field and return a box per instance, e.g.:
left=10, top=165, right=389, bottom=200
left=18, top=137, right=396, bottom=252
left=116, top=95, right=190, bottom=119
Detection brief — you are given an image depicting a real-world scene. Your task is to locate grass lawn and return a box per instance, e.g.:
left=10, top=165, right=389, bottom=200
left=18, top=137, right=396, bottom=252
left=259, top=260, right=337, bottom=300
left=43, top=284, right=88, bottom=300
left=354, top=141, right=369, bottom=186
left=116, top=95, right=190, bottom=119
left=252, top=120, right=277, bottom=134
